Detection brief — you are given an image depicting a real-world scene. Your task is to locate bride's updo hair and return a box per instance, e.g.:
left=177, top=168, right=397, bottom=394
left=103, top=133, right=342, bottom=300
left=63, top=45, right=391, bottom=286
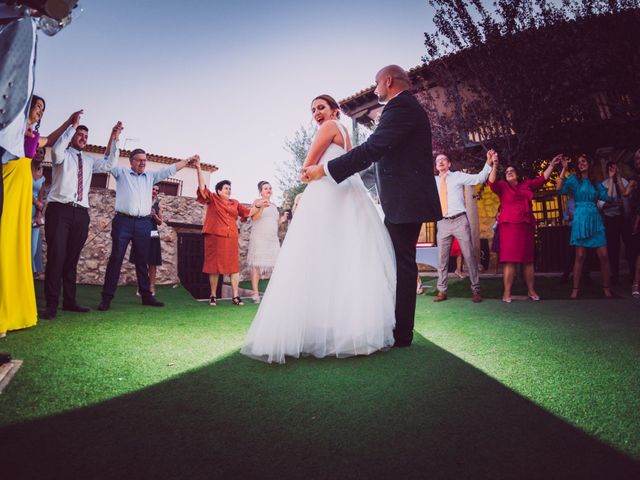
left=257, top=180, right=270, bottom=192
left=312, top=94, right=341, bottom=119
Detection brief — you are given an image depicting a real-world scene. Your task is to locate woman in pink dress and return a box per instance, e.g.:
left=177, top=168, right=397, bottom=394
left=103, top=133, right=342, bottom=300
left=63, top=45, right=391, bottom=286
left=488, top=150, right=561, bottom=302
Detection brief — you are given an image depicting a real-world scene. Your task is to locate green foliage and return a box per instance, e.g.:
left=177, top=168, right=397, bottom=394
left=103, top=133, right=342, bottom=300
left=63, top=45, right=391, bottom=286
left=421, top=1, right=640, bottom=174
left=277, top=122, right=316, bottom=207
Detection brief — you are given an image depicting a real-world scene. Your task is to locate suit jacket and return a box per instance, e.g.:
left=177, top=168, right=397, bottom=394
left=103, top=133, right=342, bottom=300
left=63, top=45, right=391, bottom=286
left=327, top=91, right=441, bottom=224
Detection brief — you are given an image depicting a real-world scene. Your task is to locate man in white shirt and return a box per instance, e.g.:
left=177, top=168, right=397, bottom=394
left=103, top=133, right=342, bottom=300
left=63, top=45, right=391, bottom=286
left=40, top=116, right=123, bottom=319
left=97, top=149, right=194, bottom=311
left=434, top=152, right=493, bottom=303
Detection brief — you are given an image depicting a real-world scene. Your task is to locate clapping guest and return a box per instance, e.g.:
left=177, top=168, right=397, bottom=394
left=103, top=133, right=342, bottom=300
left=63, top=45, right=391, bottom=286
left=488, top=151, right=561, bottom=302
left=247, top=181, right=287, bottom=304
left=557, top=154, right=614, bottom=298
left=41, top=114, right=122, bottom=319
left=194, top=157, right=259, bottom=306
left=98, top=149, right=194, bottom=311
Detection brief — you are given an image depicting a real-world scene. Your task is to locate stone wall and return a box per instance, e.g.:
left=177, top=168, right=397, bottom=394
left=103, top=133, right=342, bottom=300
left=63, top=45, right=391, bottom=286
left=41, top=188, right=207, bottom=286
left=39, top=189, right=277, bottom=286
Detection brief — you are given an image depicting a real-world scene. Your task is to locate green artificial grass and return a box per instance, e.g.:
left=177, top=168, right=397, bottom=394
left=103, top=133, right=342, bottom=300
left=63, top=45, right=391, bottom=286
left=0, top=282, right=639, bottom=479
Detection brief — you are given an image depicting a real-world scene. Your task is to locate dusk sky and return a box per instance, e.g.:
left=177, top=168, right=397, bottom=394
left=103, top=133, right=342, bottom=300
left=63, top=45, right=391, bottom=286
left=35, top=0, right=436, bottom=201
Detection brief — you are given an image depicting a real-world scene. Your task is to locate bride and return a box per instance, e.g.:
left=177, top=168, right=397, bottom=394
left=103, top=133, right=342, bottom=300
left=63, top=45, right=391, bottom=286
left=240, top=94, right=396, bottom=364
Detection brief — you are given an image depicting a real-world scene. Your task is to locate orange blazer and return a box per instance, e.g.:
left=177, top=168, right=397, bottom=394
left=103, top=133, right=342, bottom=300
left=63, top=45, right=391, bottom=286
left=197, top=186, right=250, bottom=238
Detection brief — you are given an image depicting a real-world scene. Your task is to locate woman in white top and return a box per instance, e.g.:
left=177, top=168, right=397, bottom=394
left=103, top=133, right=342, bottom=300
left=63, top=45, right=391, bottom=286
left=247, top=181, right=287, bottom=303
left=241, top=94, right=396, bottom=364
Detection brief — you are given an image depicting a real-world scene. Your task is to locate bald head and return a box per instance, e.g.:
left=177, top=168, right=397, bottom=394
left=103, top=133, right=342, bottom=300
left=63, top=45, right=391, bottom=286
left=374, top=65, right=412, bottom=103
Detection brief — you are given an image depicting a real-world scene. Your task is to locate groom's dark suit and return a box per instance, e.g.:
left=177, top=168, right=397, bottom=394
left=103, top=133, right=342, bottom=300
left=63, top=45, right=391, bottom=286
left=327, top=90, right=441, bottom=346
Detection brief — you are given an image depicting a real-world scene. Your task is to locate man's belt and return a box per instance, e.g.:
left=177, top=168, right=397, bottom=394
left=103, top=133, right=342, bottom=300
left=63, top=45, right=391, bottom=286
left=49, top=201, right=87, bottom=210
left=442, top=212, right=466, bottom=220
left=116, top=212, right=151, bottom=220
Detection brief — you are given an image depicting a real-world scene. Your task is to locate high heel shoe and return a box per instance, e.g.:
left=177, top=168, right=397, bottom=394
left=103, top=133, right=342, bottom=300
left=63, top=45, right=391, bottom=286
left=569, top=288, right=578, bottom=299
left=602, top=285, right=612, bottom=298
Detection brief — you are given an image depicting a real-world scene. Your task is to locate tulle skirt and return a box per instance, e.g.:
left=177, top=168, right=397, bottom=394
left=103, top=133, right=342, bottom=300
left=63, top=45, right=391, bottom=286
left=241, top=174, right=396, bottom=364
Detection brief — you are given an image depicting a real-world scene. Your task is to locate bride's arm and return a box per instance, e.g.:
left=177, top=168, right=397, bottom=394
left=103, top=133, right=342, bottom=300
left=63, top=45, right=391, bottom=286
left=302, top=122, right=338, bottom=169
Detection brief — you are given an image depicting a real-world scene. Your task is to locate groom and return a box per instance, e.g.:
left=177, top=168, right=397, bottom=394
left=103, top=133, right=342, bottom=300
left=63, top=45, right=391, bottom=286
left=303, top=65, right=441, bottom=347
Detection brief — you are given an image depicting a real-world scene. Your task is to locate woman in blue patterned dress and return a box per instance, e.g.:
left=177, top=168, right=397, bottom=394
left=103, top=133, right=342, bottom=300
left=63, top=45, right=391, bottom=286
left=557, top=154, right=614, bottom=298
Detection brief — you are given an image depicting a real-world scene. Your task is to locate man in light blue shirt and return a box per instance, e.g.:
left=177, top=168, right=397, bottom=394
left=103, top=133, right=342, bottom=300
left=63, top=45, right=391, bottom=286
left=433, top=152, right=493, bottom=303
left=98, top=149, right=195, bottom=311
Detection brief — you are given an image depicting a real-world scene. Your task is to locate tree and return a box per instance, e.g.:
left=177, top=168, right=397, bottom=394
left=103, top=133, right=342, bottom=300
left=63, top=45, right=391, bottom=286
left=276, top=122, right=316, bottom=207
left=421, top=0, right=640, bottom=175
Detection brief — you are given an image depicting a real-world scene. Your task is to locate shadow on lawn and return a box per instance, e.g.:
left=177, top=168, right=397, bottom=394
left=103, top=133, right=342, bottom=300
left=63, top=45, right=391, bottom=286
left=2, top=335, right=638, bottom=480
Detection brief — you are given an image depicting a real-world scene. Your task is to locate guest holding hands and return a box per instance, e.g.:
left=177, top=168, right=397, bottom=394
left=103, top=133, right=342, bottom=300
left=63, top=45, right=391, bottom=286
left=194, top=156, right=260, bottom=306
left=488, top=150, right=561, bottom=302
left=98, top=149, right=194, bottom=311
left=247, top=181, right=287, bottom=304
left=557, top=154, right=614, bottom=298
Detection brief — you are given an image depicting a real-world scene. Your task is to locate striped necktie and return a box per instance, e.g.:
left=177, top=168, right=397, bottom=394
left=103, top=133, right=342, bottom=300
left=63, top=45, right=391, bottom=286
left=77, top=153, right=84, bottom=202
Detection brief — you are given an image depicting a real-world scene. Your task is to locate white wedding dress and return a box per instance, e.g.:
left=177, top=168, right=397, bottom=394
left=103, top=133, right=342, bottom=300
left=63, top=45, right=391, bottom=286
left=241, top=121, right=396, bottom=364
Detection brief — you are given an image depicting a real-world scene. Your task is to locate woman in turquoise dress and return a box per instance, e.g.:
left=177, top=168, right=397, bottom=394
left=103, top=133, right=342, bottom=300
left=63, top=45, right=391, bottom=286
left=557, top=154, right=614, bottom=298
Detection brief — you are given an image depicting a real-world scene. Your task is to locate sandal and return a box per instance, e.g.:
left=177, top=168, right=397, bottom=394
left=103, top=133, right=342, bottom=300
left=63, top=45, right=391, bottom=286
left=232, top=296, right=244, bottom=306
left=570, top=288, right=578, bottom=299
left=632, top=284, right=640, bottom=298
left=208, top=296, right=217, bottom=306
left=603, top=285, right=612, bottom=298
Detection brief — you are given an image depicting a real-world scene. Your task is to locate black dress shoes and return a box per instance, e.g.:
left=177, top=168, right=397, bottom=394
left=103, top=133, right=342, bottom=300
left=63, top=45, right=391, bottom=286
left=62, top=304, right=91, bottom=313
left=97, top=301, right=111, bottom=311
left=142, top=297, right=164, bottom=307
left=38, top=309, right=57, bottom=320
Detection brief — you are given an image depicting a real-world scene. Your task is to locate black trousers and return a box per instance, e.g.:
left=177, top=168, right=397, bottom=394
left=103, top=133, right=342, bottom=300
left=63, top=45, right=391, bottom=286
left=603, top=215, right=634, bottom=280
left=44, top=202, right=90, bottom=310
left=101, top=214, right=153, bottom=302
left=384, top=220, right=422, bottom=346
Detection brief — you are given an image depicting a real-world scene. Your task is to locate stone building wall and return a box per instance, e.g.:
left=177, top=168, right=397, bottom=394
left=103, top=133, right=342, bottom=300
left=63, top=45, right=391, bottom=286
left=41, top=189, right=206, bottom=286
left=39, top=189, right=274, bottom=286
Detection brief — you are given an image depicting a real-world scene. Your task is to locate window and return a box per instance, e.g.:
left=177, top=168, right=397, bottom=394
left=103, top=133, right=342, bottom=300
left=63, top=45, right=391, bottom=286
left=157, top=179, right=182, bottom=196
left=91, top=173, right=108, bottom=188
left=532, top=190, right=564, bottom=226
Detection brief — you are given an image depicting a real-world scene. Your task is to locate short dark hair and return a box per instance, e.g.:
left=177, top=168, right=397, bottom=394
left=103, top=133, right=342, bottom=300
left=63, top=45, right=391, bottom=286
left=258, top=180, right=270, bottom=192
left=605, top=160, right=617, bottom=170
left=312, top=94, right=341, bottom=119
left=215, top=180, right=231, bottom=193
left=129, top=148, right=146, bottom=161
left=76, top=125, right=89, bottom=133
left=503, top=164, right=522, bottom=183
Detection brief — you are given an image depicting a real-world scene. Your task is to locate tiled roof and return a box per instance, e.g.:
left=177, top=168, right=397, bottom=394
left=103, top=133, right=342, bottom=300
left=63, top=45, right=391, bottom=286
left=339, top=64, right=429, bottom=105
left=84, top=144, right=218, bottom=172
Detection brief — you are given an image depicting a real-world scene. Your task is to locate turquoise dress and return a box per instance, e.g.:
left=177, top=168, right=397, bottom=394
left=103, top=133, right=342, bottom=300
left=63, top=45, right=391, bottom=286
left=560, top=174, right=611, bottom=248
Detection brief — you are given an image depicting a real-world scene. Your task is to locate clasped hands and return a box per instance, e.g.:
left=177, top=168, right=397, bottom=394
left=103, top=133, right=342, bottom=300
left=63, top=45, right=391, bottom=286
left=300, top=164, right=324, bottom=183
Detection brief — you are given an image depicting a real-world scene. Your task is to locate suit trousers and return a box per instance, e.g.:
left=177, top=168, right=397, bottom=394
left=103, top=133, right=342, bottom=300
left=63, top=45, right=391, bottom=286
left=101, top=214, right=153, bottom=301
left=603, top=214, right=634, bottom=280
left=44, top=202, right=90, bottom=310
left=436, top=214, right=480, bottom=293
left=384, top=219, right=422, bottom=346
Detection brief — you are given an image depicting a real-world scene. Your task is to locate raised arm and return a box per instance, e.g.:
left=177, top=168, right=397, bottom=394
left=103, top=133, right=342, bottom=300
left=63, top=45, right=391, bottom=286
left=94, top=121, right=123, bottom=173
left=39, top=109, right=83, bottom=148
left=193, top=155, right=208, bottom=199
left=556, top=156, right=568, bottom=192
left=488, top=149, right=499, bottom=183
left=460, top=156, right=492, bottom=186
left=51, top=111, right=82, bottom=165
left=544, top=155, right=562, bottom=180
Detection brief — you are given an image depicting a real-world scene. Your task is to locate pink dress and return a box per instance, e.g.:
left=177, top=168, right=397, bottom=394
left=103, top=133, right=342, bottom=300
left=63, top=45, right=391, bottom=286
left=489, top=176, right=546, bottom=263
